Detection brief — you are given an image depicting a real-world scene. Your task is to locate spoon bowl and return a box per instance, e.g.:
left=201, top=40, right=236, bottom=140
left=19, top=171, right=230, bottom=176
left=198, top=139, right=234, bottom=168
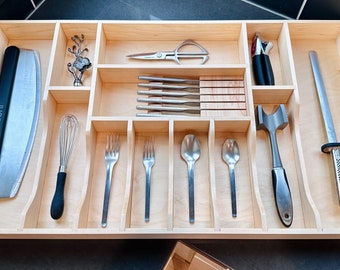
left=181, top=134, right=201, bottom=163
left=222, top=139, right=240, bottom=217
left=181, top=134, right=201, bottom=223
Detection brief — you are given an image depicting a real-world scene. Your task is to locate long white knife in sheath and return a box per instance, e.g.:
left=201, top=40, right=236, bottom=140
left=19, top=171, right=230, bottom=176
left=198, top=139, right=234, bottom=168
left=309, top=51, right=340, bottom=203
left=0, top=48, right=41, bottom=198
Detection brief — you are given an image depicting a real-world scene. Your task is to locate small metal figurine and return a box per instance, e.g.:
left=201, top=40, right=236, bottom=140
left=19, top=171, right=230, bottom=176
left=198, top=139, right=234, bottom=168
left=67, top=34, right=92, bottom=86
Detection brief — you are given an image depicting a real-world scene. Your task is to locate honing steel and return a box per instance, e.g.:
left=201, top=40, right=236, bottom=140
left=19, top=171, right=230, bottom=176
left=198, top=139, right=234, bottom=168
left=251, top=33, right=275, bottom=85
left=181, top=134, right=201, bottom=223
left=222, top=139, right=240, bottom=217
left=309, top=51, right=340, bottom=203
left=0, top=47, right=41, bottom=198
left=50, top=114, right=78, bottom=220
left=256, top=105, right=293, bottom=227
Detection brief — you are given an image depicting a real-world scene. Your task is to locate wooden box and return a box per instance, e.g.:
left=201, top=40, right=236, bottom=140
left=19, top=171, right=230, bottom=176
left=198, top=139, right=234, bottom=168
left=0, top=20, right=340, bottom=238
left=163, top=241, right=232, bottom=270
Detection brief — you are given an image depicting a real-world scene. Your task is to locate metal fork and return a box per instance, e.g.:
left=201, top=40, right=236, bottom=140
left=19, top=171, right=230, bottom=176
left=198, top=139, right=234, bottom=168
left=101, top=133, right=119, bottom=228
left=143, top=138, right=155, bottom=222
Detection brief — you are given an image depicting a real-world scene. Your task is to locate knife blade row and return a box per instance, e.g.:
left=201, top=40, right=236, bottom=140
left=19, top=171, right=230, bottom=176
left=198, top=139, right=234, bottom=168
left=136, top=75, right=246, bottom=117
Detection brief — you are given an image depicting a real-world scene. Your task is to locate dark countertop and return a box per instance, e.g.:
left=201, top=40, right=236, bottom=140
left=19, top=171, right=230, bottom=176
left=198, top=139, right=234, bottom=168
left=1, top=239, right=340, bottom=269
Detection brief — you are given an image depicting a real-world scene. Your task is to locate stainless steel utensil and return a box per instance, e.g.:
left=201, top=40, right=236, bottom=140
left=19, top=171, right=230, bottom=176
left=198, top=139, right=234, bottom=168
left=143, top=138, right=155, bottom=222
left=101, top=134, right=120, bottom=228
left=256, top=105, right=293, bottom=227
left=309, top=51, right=340, bottom=203
left=0, top=47, right=41, bottom=198
left=222, top=139, right=240, bottom=217
left=181, top=134, right=201, bottom=223
left=50, top=114, right=79, bottom=220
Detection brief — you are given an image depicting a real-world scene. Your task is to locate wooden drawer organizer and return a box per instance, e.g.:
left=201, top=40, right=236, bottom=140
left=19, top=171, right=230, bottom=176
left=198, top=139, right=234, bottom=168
left=0, top=20, right=340, bottom=239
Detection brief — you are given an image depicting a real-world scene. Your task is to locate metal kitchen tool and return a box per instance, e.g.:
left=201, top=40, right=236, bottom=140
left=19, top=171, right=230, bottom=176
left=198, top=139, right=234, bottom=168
left=309, top=51, right=340, bottom=203
left=50, top=114, right=78, bottom=220
left=138, top=83, right=200, bottom=91
left=101, top=134, right=120, bottom=228
left=143, top=138, right=155, bottom=222
left=67, top=34, right=92, bottom=86
left=0, top=47, right=41, bottom=198
left=256, top=104, right=293, bottom=227
left=251, top=33, right=275, bottom=85
left=137, top=90, right=200, bottom=98
left=222, top=139, right=240, bottom=217
left=127, top=39, right=209, bottom=65
left=139, top=76, right=199, bottom=84
left=181, top=134, right=201, bottom=223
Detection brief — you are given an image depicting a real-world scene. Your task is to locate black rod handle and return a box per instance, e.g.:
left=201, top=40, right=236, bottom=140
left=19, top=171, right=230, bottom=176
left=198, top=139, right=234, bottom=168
left=50, top=172, right=67, bottom=220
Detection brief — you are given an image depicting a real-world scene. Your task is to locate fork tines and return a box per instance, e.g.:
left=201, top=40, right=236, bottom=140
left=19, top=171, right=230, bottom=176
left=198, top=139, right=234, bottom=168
left=143, top=138, right=155, bottom=222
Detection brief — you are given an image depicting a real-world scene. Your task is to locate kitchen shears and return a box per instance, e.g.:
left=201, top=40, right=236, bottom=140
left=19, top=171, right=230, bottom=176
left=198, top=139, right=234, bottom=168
left=126, top=39, right=209, bottom=65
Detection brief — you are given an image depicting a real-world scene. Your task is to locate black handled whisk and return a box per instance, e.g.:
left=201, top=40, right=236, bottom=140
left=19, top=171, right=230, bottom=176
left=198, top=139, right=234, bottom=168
left=50, top=114, right=78, bottom=220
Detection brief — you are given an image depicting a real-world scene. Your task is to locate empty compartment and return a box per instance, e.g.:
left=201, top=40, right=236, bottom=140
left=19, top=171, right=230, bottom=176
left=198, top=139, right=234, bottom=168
left=125, top=120, right=170, bottom=229
left=173, top=120, right=213, bottom=229
left=290, top=22, right=340, bottom=230
left=23, top=92, right=88, bottom=229
left=49, top=22, right=97, bottom=87
left=214, top=119, right=260, bottom=229
left=99, top=22, right=245, bottom=65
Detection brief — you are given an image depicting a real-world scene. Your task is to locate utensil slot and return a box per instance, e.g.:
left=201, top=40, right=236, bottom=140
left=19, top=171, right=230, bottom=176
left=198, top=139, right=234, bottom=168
left=79, top=120, right=128, bottom=229
left=124, top=120, right=170, bottom=230
left=289, top=21, right=340, bottom=230
left=214, top=119, right=262, bottom=229
left=0, top=22, right=55, bottom=230
left=49, top=22, right=97, bottom=87
left=255, top=102, right=318, bottom=229
left=173, top=120, right=212, bottom=229
left=24, top=92, right=88, bottom=228
left=247, top=22, right=294, bottom=87
left=99, top=22, right=245, bottom=65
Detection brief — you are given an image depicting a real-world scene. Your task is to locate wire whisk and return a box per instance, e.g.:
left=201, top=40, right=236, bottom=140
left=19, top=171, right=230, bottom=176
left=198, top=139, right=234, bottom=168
left=50, top=114, right=79, bottom=220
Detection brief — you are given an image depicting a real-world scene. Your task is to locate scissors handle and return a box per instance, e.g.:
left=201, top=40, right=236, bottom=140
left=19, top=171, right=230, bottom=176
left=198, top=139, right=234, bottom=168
left=174, top=39, right=209, bottom=65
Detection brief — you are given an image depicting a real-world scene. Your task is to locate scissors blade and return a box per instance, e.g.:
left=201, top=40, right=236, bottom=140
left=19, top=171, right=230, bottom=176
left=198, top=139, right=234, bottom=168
left=126, top=51, right=168, bottom=60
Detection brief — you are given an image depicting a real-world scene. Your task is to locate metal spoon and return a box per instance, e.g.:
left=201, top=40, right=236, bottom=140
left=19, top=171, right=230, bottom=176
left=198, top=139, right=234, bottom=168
left=181, top=134, right=201, bottom=223
left=222, top=139, right=240, bottom=217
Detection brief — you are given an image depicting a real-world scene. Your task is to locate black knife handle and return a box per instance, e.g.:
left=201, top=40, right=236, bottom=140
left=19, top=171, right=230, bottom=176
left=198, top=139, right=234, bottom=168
left=50, top=172, right=67, bottom=220
left=272, top=167, right=293, bottom=227
left=0, top=46, right=20, bottom=153
left=262, top=54, right=275, bottom=85
left=252, top=54, right=266, bottom=85
left=252, top=54, right=275, bottom=85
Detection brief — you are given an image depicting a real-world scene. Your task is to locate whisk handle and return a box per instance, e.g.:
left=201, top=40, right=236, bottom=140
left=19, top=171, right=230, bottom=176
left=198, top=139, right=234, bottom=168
left=50, top=172, right=66, bottom=219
